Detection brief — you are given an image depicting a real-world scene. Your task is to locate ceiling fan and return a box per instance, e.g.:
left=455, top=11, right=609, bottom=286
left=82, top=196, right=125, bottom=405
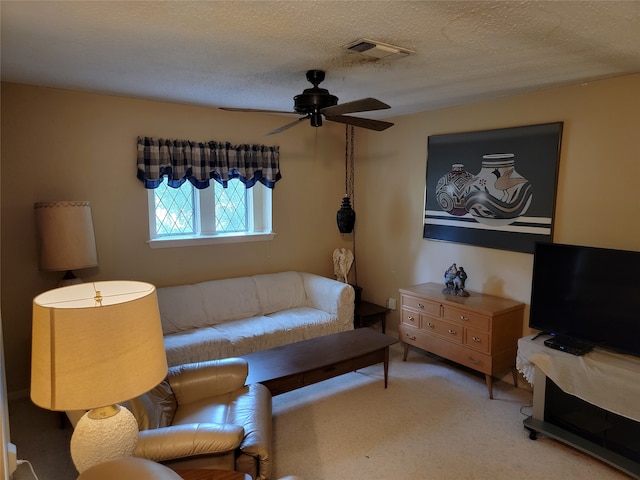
left=221, top=70, right=394, bottom=136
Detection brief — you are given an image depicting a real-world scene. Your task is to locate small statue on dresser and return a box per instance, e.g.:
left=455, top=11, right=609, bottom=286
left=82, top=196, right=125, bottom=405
left=443, top=263, right=469, bottom=297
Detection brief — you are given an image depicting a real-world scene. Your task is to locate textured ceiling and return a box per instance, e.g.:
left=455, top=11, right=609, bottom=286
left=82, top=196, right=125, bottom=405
left=2, top=1, right=639, bottom=120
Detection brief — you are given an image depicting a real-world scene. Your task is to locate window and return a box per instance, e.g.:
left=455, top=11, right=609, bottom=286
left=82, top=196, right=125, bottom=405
left=147, top=177, right=274, bottom=248
left=137, top=136, right=281, bottom=247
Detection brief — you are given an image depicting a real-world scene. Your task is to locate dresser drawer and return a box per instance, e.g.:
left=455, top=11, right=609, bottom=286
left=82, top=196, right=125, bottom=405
left=399, top=323, right=423, bottom=346
left=401, top=295, right=440, bottom=316
left=464, top=328, right=490, bottom=353
left=421, top=316, right=463, bottom=344
left=447, top=348, right=492, bottom=375
left=400, top=308, right=420, bottom=327
left=442, top=304, right=490, bottom=330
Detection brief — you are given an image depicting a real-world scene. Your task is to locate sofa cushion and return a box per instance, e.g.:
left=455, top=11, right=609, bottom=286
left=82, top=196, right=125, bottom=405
left=163, top=308, right=350, bottom=367
left=156, top=284, right=207, bottom=334
left=198, top=277, right=261, bottom=323
left=253, top=271, right=306, bottom=315
left=164, top=327, right=237, bottom=367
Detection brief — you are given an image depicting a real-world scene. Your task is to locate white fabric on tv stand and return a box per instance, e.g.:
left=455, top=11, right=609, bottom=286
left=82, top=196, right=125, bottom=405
left=517, top=333, right=640, bottom=422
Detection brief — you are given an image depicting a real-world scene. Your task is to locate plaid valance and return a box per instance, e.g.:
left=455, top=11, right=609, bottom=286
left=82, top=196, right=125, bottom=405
left=136, top=136, right=281, bottom=189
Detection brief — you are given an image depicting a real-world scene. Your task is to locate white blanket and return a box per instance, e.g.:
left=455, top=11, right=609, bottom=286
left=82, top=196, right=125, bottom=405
left=517, top=334, right=640, bottom=422
left=157, top=271, right=355, bottom=367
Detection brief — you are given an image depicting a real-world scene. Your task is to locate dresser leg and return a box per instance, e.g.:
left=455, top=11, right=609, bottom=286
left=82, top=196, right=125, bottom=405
left=485, top=374, right=494, bottom=399
left=402, top=342, right=409, bottom=361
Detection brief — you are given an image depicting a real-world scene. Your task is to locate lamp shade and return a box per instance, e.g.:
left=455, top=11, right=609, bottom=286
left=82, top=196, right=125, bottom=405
left=34, top=201, right=98, bottom=272
left=31, top=281, right=168, bottom=411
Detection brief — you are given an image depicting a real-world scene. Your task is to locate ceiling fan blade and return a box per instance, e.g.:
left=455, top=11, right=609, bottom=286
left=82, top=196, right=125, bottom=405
left=325, top=115, right=394, bottom=132
left=220, top=107, right=297, bottom=115
left=321, top=98, right=390, bottom=116
left=265, top=115, right=310, bottom=136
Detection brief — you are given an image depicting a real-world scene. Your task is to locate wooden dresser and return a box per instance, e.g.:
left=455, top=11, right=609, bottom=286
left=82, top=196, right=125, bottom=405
left=399, top=282, right=524, bottom=398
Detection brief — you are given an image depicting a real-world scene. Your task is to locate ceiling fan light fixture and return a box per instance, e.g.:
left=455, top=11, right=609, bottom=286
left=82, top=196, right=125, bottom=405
left=343, top=38, right=415, bottom=60
left=225, top=70, right=394, bottom=135
left=310, top=111, right=323, bottom=127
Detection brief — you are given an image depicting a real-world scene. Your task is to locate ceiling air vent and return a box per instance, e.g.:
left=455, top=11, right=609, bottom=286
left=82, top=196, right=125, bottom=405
left=343, top=38, right=415, bottom=60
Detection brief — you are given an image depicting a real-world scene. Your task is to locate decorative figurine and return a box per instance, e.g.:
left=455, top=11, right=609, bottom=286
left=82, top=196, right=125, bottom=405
left=443, top=263, right=469, bottom=297
left=332, top=248, right=354, bottom=283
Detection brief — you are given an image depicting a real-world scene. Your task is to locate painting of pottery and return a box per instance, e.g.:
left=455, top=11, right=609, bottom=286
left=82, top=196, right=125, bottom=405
left=423, top=122, right=563, bottom=253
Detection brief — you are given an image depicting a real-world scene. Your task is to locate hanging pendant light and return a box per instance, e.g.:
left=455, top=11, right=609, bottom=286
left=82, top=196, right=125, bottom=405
left=337, top=195, right=356, bottom=233
left=337, top=125, right=356, bottom=234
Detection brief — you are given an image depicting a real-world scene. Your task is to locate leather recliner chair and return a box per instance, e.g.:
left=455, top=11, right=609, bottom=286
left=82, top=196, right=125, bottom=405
left=77, top=457, right=302, bottom=480
left=77, top=457, right=183, bottom=480
left=125, top=357, right=272, bottom=480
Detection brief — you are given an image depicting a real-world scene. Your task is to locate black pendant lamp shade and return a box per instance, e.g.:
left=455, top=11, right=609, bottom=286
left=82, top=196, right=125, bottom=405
left=337, top=195, right=356, bottom=233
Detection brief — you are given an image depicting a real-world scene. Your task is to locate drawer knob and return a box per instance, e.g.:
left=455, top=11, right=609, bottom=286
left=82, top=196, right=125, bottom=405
left=448, top=329, right=456, bottom=335
left=405, top=334, right=417, bottom=341
left=426, top=322, right=434, bottom=328
left=408, top=316, right=415, bottom=322
left=417, top=303, right=424, bottom=309
left=468, top=356, right=481, bottom=364
left=460, top=315, right=469, bottom=321
left=472, top=336, right=481, bottom=342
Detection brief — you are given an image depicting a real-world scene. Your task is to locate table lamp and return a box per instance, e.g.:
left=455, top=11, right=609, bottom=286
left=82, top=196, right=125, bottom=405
left=30, top=281, right=168, bottom=473
left=34, top=201, right=98, bottom=286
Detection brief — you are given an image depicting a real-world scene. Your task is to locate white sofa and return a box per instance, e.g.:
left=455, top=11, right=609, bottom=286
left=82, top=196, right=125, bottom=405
left=156, top=271, right=355, bottom=367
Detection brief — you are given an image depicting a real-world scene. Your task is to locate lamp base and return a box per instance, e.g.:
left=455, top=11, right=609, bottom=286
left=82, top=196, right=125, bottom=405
left=57, top=270, right=84, bottom=288
left=70, top=405, right=139, bottom=473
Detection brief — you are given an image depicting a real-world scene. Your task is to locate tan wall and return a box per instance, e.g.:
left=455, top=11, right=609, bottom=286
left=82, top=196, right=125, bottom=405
left=0, top=83, right=351, bottom=393
left=2, top=74, right=639, bottom=394
left=356, top=74, right=640, bottom=336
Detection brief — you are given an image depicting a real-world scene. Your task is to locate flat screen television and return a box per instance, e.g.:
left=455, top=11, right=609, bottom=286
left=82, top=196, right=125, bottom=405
left=529, top=242, right=640, bottom=358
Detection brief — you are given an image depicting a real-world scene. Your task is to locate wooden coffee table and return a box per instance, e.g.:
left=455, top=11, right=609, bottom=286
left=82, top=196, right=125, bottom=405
left=242, top=327, right=397, bottom=396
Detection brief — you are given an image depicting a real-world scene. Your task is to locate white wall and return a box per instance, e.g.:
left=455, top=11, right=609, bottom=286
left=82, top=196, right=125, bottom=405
left=2, top=74, right=639, bottom=395
left=0, top=83, right=353, bottom=393
left=356, top=74, right=640, bottom=335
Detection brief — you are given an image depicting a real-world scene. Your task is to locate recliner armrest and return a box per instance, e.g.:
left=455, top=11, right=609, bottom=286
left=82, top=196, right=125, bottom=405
left=135, top=423, right=245, bottom=462
left=167, top=358, right=248, bottom=404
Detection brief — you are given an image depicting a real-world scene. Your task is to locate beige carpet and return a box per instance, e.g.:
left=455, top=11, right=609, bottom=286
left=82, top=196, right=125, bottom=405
left=9, top=342, right=630, bottom=479
left=271, top=343, right=629, bottom=480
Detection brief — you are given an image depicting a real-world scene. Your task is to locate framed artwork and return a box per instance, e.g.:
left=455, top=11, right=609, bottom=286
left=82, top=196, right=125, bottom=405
left=423, top=122, right=563, bottom=254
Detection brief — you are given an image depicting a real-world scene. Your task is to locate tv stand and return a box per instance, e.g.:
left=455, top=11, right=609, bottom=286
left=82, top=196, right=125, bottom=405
left=518, top=335, right=640, bottom=479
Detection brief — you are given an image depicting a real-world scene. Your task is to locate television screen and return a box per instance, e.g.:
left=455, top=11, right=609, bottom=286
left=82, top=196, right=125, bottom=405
left=529, top=242, right=640, bottom=357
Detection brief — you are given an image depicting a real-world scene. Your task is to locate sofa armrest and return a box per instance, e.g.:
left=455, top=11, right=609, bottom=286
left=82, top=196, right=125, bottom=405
left=168, top=358, right=248, bottom=404
left=135, top=423, right=244, bottom=462
left=302, top=273, right=354, bottom=327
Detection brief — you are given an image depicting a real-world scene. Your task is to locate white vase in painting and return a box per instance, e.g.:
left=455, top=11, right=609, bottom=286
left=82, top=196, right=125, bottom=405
left=464, top=154, right=532, bottom=226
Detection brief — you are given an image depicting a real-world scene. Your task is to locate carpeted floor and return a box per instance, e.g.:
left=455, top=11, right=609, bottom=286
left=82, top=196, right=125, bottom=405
left=8, top=342, right=630, bottom=479
left=270, top=343, right=629, bottom=480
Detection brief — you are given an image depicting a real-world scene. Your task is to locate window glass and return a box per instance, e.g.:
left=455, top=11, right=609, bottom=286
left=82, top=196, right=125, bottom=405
left=147, top=177, right=273, bottom=247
